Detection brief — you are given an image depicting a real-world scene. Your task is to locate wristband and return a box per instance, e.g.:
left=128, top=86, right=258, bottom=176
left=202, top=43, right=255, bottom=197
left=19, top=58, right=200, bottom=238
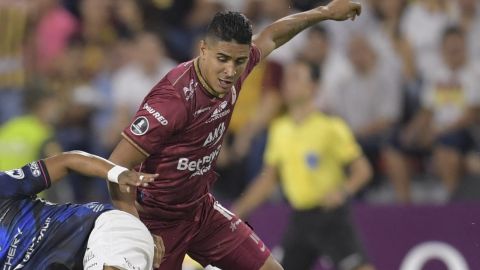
left=107, top=165, right=128, bottom=183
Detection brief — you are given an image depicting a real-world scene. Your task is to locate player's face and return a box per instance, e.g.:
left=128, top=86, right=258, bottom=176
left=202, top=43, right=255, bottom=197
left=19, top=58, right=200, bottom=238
left=199, top=39, right=250, bottom=96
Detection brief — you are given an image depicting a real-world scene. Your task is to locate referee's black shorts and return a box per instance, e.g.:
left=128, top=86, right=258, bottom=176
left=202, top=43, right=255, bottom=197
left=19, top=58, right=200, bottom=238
left=281, top=204, right=368, bottom=270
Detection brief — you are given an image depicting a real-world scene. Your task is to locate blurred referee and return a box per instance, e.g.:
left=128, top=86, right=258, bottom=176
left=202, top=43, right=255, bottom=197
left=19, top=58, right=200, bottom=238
left=233, top=58, right=374, bottom=270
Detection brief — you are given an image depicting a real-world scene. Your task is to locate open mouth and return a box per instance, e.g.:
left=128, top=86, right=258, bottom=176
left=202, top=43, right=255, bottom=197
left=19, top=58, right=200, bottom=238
left=218, top=78, right=233, bottom=89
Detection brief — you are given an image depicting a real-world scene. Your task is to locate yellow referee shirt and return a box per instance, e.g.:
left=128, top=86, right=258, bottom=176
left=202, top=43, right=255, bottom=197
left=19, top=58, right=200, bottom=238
left=264, top=112, right=361, bottom=210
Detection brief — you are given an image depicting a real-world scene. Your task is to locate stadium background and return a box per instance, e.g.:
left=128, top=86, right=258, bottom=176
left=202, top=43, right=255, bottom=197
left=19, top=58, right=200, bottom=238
left=0, top=0, right=479, bottom=269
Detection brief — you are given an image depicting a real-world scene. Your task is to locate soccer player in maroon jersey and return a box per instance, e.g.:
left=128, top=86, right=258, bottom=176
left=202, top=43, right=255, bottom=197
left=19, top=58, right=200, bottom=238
left=107, top=0, right=362, bottom=269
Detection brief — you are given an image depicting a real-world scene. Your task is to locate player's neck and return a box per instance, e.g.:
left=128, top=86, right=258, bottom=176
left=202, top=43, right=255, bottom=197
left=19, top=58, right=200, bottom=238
left=195, top=58, right=226, bottom=98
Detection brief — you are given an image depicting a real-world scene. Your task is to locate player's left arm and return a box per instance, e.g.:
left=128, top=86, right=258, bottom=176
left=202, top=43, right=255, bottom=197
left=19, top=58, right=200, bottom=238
left=253, top=0, right=361, bottom=60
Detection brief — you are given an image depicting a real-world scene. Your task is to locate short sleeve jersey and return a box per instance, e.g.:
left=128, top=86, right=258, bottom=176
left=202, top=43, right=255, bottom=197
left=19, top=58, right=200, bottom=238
left=264, top=113, right=362, bottom=210
left=0, top=161, right=113, bottom=269
left=122, top=45, right=261, bottom=219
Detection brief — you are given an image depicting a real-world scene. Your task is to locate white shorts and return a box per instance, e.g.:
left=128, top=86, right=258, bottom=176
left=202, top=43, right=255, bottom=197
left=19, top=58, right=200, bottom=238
left=83, top=210, right=154, bottom=270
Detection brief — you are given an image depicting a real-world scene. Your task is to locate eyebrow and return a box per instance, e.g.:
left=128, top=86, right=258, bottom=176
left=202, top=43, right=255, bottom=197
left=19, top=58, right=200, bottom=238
left=216, top=53, right=249, bottom=61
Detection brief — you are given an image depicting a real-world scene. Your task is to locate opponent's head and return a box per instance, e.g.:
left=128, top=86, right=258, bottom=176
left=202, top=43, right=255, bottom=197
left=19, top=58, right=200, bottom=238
left=199, top=11, right=252, bottom=97
left=84, top=210, right=155, bottom=270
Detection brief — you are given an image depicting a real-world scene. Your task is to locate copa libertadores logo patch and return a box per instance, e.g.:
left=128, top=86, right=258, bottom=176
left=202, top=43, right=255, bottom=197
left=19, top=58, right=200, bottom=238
left=131, top=116, right=150, bottom=136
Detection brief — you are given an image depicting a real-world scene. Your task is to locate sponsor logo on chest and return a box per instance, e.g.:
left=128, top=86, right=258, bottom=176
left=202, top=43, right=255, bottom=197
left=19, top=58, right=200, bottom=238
left=206, top=101, right=230, bottom=123
left=203, top=122, right=226, bottom=147
left=176, top=145, right=222, bottom=177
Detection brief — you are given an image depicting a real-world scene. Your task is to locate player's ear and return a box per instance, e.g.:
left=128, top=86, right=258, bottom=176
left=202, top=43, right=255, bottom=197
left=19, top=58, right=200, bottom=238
left=199, top=40, right=207, bottom=57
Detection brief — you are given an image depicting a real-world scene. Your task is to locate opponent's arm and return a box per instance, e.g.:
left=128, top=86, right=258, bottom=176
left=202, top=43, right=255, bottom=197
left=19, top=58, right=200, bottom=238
left=107, top=138, right=148, bottom=218
left=44, top=150, right=157, bottom=187
left=253, top=0, right=361, bottom=60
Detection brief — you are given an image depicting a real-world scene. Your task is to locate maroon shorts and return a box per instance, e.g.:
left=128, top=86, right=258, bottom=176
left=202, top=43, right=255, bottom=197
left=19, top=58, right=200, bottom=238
left=141, top=195, right=270, bottom=270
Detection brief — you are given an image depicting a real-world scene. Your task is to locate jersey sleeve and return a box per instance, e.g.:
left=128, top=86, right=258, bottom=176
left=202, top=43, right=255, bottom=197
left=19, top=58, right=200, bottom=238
left=329, top=118, right=362, bottom=164
left=121, top=83, right=188, bottom=156
left=0, top=160, right=51, bottom=198
left=262, top=60, right=283, bottom=92
left=239, top=44, right=262, bottom=83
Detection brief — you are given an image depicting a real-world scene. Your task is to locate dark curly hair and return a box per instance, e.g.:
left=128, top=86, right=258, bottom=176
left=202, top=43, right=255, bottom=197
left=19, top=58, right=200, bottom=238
left=206, top=11, right=253, bottom=45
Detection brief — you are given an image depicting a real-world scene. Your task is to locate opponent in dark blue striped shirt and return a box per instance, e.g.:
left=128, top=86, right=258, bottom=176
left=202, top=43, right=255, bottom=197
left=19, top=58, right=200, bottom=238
left=0, top=151, right=159, bottom=270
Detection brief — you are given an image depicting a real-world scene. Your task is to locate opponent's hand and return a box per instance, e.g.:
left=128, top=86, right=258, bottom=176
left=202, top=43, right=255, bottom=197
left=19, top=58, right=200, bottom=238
left=118, top=171, right=158, bottom=191
left=152, top=234, right=165, bottom=269
left=323, top=0, right=362, bottom=21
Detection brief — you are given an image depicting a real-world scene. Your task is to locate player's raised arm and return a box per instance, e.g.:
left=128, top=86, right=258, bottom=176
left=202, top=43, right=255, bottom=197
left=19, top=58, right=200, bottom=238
left=253, top=0, right=361, bottom=60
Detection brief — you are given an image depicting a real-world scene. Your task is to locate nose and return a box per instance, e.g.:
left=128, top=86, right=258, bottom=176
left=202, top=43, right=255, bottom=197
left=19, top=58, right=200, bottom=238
left=224, top=63, right=236, bottom=78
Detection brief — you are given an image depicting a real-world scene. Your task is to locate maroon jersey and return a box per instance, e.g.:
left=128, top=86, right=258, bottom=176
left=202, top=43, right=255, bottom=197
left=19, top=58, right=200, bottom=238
left=122, top=45, right=261, bottom=220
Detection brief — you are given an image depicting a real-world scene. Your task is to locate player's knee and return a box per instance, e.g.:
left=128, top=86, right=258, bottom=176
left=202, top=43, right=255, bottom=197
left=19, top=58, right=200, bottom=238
left=260, top=255, right=283, bottom=270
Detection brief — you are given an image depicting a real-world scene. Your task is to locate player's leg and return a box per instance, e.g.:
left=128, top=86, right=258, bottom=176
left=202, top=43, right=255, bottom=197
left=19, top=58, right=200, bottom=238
left=187, top=199, right=282, bottom=270
left=147, top=230, right=187, bottom=270
left=137, top=207, right=198, bottom=270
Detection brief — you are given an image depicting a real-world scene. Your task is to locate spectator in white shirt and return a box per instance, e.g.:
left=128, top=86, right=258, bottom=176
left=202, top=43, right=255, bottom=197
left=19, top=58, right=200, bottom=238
left=322, top=34, right=402, bottom=182
left=384, top=26, right=480, bottom=203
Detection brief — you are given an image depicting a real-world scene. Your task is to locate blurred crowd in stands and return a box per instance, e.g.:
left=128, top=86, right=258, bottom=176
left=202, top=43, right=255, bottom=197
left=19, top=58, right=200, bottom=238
left=0, top=0, right=479, bottom=205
